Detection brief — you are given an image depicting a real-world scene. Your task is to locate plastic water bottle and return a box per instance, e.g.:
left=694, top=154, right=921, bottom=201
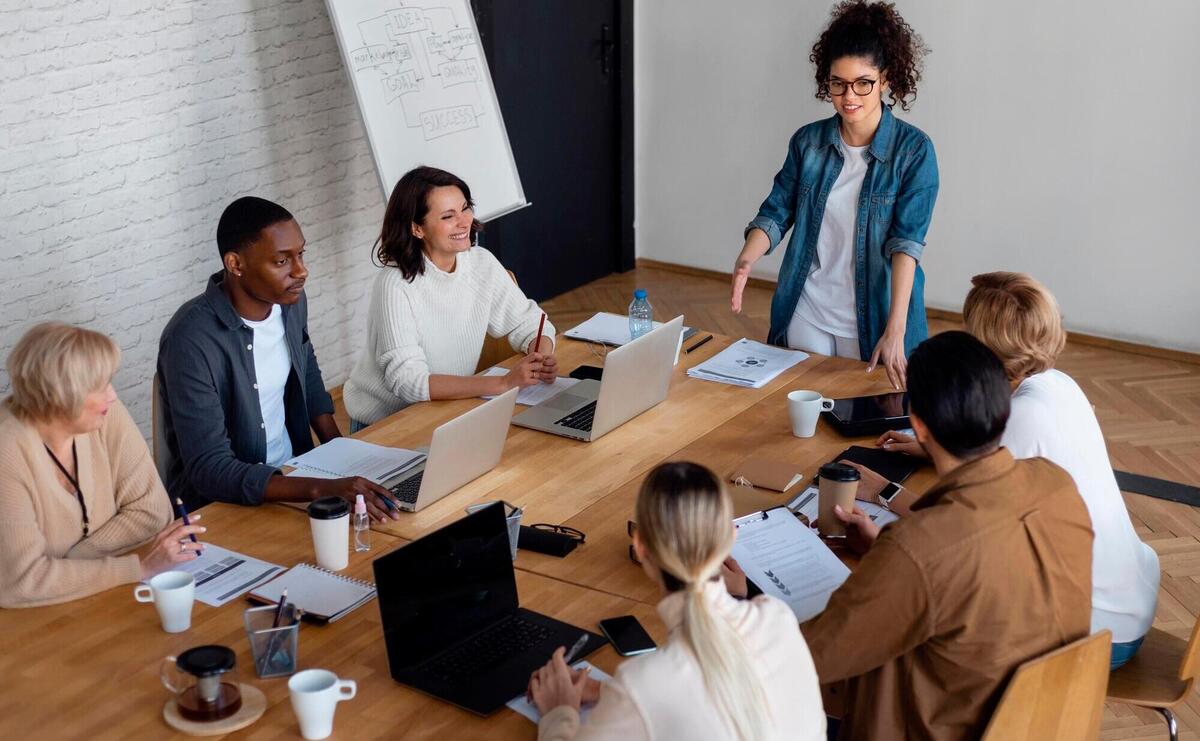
left=628, top=289, right=654, bottom=340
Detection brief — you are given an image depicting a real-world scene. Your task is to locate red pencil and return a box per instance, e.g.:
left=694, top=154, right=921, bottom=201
left=534, top=312, right=546, bottom=354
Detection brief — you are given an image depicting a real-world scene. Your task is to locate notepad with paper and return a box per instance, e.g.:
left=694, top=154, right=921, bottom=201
left=249, top=564, right=377, bottom=623
left=284, top=437, right=424, bottom=484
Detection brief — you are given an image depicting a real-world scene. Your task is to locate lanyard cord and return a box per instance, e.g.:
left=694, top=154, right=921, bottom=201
left=44, top=441, right=90, bottom=538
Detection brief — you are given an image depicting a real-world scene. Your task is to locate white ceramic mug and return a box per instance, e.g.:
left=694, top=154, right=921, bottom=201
left=133, top=570, right=195, bottom=633
left=787, top=390, right=835, bottom=438
left=289, top=669, right=357, bottom=740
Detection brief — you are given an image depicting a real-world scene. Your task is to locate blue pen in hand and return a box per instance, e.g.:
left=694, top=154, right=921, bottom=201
left=174, top=497, right=199, bottom=544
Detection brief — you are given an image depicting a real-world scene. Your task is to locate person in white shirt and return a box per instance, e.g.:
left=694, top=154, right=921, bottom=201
left=526, top=462, right=826, bottom=741
left=874, top=271, right=1160, bottom=670
left=344, top=167, right=557, bottom=429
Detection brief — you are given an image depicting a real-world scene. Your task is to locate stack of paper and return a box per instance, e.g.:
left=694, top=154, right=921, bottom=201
left=565, top=312, right=694, bottom=346
left=284, top=437, right=424, bottom=484
left=687, top=338, right=808, bottom=389
left=479, top=366, right=581, bottom=406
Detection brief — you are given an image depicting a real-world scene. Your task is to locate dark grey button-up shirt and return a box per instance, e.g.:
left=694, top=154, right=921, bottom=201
left=157, top=272, right=334, bottom=511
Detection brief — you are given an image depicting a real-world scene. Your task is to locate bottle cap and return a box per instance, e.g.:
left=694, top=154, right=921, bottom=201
left=354, top=494, right=366, bottom=514
left=633, top=289, right=647, bottom=299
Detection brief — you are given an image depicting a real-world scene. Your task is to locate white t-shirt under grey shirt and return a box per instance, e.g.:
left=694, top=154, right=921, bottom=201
left=242, top=304, right=294, bottom=468
left=790, top=140, right=868, bottom=340
left=1002, top=369, right=1160, bottom=643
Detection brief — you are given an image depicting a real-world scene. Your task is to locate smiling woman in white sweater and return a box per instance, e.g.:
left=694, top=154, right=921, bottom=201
left=344, top=167, right=557, bottom=428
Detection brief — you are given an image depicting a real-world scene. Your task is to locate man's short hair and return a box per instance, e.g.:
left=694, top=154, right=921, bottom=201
left=906, top=331, right=1011, bottom=459
left=216, top=196, right=294, bottom=258
left=962, top=271, right=1067, bottom=383
left=6, top=322, right=120, bottom=423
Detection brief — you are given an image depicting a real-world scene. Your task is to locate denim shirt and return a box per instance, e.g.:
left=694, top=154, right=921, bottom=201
left=157, top=272, right=335, bottom=511
left=746, top=106, right=939, bottom=359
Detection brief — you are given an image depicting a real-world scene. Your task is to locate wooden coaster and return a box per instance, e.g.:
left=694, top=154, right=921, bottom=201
left=163, top=684, right=267, bottom=736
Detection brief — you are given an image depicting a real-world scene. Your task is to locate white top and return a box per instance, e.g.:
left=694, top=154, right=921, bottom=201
left=242, top=304, right=293, bottom=467
left=537, top=581, right=826, bottom=741
left=791, top=140, right=868, bottom=339
left=1002, top=369, right=1160, bottom=643
left=344, top=247, right=555, bottom=424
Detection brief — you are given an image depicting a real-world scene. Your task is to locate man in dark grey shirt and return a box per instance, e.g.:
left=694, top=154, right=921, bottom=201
left=157, top=197, right=399, bottom=520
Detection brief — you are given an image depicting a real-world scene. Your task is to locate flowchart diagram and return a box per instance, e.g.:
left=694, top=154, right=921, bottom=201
left=347, top=2, right=488, bottom=141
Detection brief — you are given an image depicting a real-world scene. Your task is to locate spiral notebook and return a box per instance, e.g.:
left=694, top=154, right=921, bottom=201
left=249, top=564, right=377, bottom=624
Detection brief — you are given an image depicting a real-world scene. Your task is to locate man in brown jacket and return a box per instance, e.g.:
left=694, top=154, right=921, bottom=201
left=802, top=331, right=1094, bottom=740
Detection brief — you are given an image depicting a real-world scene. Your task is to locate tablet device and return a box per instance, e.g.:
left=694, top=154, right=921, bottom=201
left=824, top=392, right=910, bottom=436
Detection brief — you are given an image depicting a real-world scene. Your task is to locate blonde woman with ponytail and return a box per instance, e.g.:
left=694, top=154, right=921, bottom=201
left=527, top=462, right=825, bottom=740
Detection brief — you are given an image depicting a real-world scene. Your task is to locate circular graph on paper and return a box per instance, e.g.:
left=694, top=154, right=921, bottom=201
left=735, top=356, right=768, bottom=368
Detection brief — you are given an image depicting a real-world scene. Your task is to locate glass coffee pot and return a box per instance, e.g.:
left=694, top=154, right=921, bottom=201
left=161, top=645, right=243, bottom=722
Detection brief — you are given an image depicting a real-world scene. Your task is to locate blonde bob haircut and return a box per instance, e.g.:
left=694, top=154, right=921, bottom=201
left=962, top=272, right=1067, bottom=383
left=6, top=322, right=120, bottom=423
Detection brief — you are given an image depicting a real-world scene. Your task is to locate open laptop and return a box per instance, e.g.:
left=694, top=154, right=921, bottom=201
left=512, top=315, right=684, bottom=442
left=384, top=387, right=518, bottom=512
left=374, top=502, right=607, bottom=715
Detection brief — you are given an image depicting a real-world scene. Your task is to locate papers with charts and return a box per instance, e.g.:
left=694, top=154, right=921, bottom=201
left=171, top=544, right=283, bottom=607
left=787, top=485, right=900, bottom=529
left=480, top=366, right=581, bottom=406
left=731, top=507, right=850, bottom=622
left=687, top=339, right=808, bottom=389
left=506, top=661, right=613, bottom=723
left=284, top=437, right=424, bottom=484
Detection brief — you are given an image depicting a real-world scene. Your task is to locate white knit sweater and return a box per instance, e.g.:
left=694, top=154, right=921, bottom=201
left=344, top=248, right=555, bottom=424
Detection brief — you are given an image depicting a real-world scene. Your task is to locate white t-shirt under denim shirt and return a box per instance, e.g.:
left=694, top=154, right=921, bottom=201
left=242, top=304, right=293, bottom=468
left=790, top=141, right=868, bottom=344
left=1001, top=369, right=1160, bottom=643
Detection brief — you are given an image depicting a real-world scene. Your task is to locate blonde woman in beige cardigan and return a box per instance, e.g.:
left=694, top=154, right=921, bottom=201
left=0, top=323, right=206, bottom=608
left=527, top=462, right=825, bottom=741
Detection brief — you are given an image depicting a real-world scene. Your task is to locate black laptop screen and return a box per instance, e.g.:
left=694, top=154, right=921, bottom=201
left=373, top=502, right=518, bottom=668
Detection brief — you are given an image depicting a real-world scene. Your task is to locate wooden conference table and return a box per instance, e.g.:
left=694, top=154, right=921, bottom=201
left=0, top=332, right=933, bottom=739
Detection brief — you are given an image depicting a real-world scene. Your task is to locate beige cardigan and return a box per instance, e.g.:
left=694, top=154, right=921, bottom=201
left=0, top=398, right=173, bottom=607
left=538, top=581, right=826, bottom=741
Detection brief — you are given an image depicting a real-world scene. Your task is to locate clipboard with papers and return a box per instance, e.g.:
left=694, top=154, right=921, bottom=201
left=731, top=507, right=850, bottom=622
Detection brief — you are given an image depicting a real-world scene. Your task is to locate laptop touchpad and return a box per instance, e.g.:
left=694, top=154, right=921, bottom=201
left=544, top=393, right=588, bottom=411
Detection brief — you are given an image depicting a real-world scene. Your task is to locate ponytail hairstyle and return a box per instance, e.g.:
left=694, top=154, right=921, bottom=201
left=375, top=166, right=483, bottom=282
left=810, top=0, right=929, bottom=111
left=634, top=462, right=771, bottom=741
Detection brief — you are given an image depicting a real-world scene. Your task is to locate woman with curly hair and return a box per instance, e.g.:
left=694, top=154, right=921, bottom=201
left=732, top=1, right=937, bottom=389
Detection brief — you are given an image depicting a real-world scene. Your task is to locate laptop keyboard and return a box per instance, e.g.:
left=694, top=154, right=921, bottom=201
left=423, top=614, right=553, bottom=684
left=554, top=401, right=597, bottom=432
left=389, top=470, right=425, bottom=504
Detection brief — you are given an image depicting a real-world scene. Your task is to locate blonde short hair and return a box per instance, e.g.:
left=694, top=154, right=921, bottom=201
left=963, top=272, right=1066, bottom=383
left=6, top=323, right=120, bottom=423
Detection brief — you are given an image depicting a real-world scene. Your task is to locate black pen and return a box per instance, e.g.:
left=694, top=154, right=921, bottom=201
left=174, top=497, right=199, bottom=543
left=684, top=334, right=714, bottom=354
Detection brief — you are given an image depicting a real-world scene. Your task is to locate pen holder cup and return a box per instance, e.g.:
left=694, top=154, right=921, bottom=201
left=466, top=501, right=522, bottom=560
left=244, top=605, right=300, bottom=678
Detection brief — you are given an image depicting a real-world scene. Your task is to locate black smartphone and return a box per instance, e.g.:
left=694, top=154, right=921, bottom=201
left=598, top=615, right=656, bottom=657
left=569, top=365, right=604, bottom=381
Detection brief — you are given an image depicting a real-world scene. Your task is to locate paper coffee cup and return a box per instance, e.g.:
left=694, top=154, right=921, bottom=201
left=308, top=497, right=350, bottom=571
left=817, top=463, right=860, bottom=537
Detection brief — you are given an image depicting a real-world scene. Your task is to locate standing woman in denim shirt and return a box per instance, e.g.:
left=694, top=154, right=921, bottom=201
left=731, top=1, right=937, bottom=389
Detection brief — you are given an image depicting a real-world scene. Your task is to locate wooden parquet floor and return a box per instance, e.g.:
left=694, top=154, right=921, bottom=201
left=334, top=264, right=1200, bottom=739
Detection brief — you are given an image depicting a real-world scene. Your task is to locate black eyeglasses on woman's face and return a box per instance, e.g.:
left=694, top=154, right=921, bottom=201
left=828, top=78, right=877, bottom=97
left=627, top=520, right=640, bottom=565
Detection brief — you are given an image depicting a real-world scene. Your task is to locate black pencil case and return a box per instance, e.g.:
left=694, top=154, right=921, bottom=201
left=517, top=526, right=580, bottom=557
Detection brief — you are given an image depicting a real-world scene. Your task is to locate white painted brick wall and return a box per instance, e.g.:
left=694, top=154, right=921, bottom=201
left=0, top=0, right=388, bottom=438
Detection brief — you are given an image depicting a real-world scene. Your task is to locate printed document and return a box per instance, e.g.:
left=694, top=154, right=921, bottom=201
left=284, top=437, right=424, bottom=483
left=786, top=485, right=900, bottom=528
left=687, top=339, right=808, bottom=389
left=480, top=366, right=581, bottom=406
left=731, top=507, right=850, bottom=622
left=507, top=661, right=613, bottom=723
left=172, top=544, right=283, bottom=607
left=564, top=312, right=692, bottom=346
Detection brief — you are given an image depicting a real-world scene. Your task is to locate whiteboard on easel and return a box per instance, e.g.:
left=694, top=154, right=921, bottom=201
left=325, top=0, right=527, bottom=221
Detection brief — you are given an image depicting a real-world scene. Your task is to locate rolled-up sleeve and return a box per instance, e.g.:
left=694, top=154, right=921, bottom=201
left=883, top=137, right=939, bottom=262
left=159, top=334, right=276, bottom=506
left=745, top=133, right=803, bottom=254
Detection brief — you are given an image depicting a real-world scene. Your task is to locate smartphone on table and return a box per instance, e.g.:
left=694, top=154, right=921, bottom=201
left=598, top=615, right=656, bottom=657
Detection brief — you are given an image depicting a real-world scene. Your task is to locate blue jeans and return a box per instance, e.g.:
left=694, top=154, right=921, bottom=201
left=350, top=419, right=368, bottom=434
left=1111, top=636, right=1145, bottom=670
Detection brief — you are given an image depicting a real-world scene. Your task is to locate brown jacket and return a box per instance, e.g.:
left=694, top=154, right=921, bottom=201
left=802, top=449, right=1093, bottom=740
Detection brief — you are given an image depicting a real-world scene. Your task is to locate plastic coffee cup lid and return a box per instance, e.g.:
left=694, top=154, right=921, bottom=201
left=308, top=496, right=349, bottom=520
left=819, top=462, right=861, bottom=482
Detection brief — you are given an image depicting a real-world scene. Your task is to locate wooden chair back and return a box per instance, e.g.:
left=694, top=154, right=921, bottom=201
left=1178, top=615, right=1200, bottom=681
left=475, top=270, right=522, bottom=373
left=982, top=630, right=1112, bottom=741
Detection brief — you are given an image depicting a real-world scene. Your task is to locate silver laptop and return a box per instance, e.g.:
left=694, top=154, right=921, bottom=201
left=512, top=316, right=684, bottom=442
left=384, top=387, right=518, bottom=512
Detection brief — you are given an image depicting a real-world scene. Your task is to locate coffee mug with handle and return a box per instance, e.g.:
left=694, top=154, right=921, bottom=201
left=787, top=390, right=835, bottom=438
left=134, top=570, right=195, bottom=633
left=289, top=669, right=357, bottom=741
